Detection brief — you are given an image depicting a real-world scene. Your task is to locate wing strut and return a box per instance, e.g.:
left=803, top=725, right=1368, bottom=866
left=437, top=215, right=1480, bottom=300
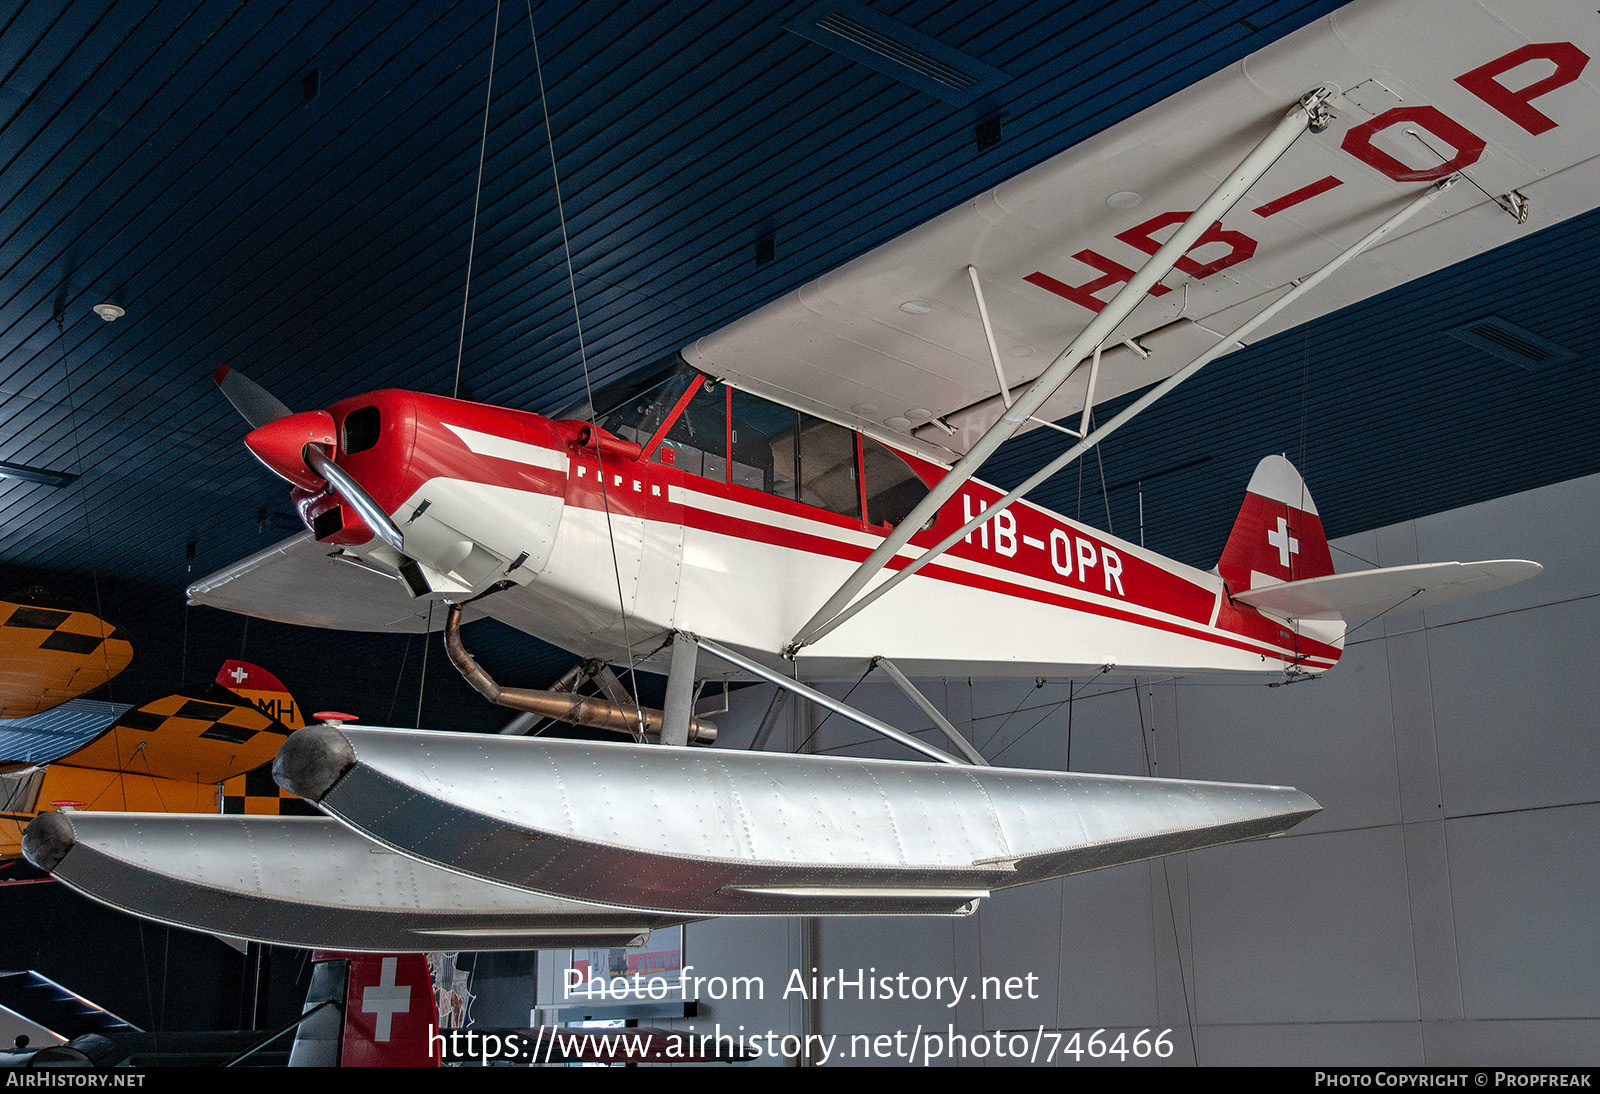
left=692, top=636, right=966, bottom=765
left=967, top=264, right=1011, bottom=409
left=790, top=176, right=1460, bottom=650
left=788, top=88, right=1333, bottom=656
left=873, top=657, right=989, bottom=766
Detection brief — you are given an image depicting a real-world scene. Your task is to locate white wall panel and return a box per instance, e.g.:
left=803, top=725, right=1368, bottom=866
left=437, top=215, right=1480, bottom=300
left=1428, top=599, right=1600, bottom=816
left=659, top=472, right=1597, bottom=1065
left=1446, top=804, right=1600, bottom=1019
left=1421, top=1020, right=1600, bottom=1067
left=1186, top=826, right=1419, bottom=1025
left=1197, top=1021, right=1424, bottom=1066
left=1416, top=472, right=1600, bottom=625
left=1171, top=638, right=1402, bottom=834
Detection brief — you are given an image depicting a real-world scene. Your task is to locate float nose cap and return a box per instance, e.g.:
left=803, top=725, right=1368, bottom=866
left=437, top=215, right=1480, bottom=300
left=21, top=810, right=75, bottom=874
left=273, top=722, right=357, bottom=803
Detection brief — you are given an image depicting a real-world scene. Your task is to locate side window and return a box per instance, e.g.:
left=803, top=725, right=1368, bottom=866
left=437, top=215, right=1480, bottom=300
left=730, top=389, right=794, bottom=497
left=797, top=414, right=859, bottom=519
left=728, top=391, right=859, bottom=519
left=592, top=371, right=694, bottom=446
left=862, top=437, right=930, bottom=527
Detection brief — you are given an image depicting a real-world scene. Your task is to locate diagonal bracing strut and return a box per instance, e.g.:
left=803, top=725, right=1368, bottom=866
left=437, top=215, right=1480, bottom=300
left=788, top=89, right=1334, bottom=656
left=791, top=176, right=1460, bottom=649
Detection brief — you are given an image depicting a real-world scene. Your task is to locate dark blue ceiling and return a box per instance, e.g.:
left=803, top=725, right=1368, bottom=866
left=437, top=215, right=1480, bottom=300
left=5, top=0, right=1588, bottom=729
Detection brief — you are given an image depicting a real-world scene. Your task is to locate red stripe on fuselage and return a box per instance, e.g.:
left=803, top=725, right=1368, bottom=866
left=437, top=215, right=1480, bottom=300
left=563, top=452, right=1337, bottom=668
left=350, top=400, right=1340, bottom=670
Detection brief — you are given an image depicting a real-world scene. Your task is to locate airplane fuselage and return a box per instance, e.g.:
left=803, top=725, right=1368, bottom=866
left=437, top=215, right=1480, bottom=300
left=279, top=377, right=1342, bottom=682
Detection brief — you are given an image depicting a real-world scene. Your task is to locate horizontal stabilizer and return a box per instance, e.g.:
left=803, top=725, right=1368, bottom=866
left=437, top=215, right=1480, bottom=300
left=22, top=812, right=689, bottom=952
left=1232, top=559, right=1542, bottom=621
left=186, top=533, right=488, bottom=633
left=275, top=725, right=1320, bottom=917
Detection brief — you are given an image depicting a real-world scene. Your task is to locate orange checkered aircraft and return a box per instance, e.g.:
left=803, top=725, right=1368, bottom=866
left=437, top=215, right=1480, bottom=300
left=0, top=660, right=308, bottom=860
left=0, top=589, right=133, bottom=720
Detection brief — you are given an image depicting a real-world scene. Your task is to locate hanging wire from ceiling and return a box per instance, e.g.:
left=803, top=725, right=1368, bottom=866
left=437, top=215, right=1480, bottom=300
left=52, top=311, right=117, bottom=700
left=525, top=0, right=647, bottom=729
left=387, top=633, right=413, bottom=724
left=452, top=0, right=502, bottom=401
left=415, top=600, right=433, bottom=729
left=1131, top=678, right=1201, bottom=1064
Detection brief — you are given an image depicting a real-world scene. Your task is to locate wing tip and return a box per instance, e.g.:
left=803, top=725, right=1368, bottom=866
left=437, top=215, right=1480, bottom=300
left=212, top=363, right=231, bottom=386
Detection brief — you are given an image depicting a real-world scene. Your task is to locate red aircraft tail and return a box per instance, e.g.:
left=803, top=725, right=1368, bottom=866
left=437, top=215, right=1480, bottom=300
left=1216, top=455, right=1334, bottom=595
left=290, top=952, right=441, bottom=1067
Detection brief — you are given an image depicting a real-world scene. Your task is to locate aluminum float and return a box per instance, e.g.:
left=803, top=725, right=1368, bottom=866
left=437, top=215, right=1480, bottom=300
left=274, top=724, right=1321, bottom=916
left=22, top=811, right=692, bottom=951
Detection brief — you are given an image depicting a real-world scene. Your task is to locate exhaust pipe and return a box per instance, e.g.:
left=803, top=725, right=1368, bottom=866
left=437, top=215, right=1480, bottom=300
left=442, top=605, right=716, bottom=744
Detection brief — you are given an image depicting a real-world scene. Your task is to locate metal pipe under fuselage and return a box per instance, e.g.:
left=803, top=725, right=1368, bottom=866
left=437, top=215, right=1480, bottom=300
left=442, top=604, right=717, bottom=744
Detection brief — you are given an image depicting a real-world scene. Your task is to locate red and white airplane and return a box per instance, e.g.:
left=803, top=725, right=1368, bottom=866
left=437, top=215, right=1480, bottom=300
left=207, top=364, right=1519, bottom=689
left=189, top=0, right=1571, bottom=699
left=23, top=0, right=1574, bottom=945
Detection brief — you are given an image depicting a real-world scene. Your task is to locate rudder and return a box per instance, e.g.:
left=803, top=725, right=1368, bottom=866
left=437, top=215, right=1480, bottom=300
left=1217, top=455, right=1333, bottom=595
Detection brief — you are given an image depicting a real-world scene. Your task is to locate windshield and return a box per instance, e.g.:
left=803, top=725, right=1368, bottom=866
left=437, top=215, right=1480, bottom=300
left=551, top=355, right=690, bottom=427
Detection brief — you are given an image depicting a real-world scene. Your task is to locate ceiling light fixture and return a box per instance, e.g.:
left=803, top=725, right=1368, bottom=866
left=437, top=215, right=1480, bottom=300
left=92, top=303, right=125, bottom=322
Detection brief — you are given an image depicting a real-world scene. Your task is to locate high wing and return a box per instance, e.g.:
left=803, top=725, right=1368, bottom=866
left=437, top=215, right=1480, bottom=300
left=685, top=0, right=1600, bottom=459
left=187, top=531, right=490, bottom=633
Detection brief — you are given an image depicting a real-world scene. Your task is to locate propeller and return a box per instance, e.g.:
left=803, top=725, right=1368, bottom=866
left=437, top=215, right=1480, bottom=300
left=213, top=366, right=406, bottom=554
left=213, top=365, right=293, bottom=429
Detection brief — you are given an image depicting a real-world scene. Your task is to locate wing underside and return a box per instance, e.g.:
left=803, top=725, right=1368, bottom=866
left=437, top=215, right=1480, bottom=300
left=684, top=0, right=1600, bottom=460
left=185, top=532, right=487, bottom=633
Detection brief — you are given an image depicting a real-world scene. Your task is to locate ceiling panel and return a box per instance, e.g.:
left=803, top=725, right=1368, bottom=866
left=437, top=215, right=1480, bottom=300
left=12, top=0, right=1592, bottom=728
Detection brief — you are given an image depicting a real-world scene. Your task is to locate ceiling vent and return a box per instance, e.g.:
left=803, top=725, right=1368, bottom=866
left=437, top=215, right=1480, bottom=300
left=785, top=1, right=1009, bottom=106
left=1448, top=316, right=1575, bottom=371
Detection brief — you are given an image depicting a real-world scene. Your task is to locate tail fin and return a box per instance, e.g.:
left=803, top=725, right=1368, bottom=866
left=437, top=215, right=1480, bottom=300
left=1216, top=455, right=1333, bottom=595
left=290, top=952, right=441, bottom=1067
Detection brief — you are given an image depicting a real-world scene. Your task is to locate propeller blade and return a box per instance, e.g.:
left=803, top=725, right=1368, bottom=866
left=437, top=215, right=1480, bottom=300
left=302, top=445, right=406, bottom=555
left=213, top=365, right=293, bottom=429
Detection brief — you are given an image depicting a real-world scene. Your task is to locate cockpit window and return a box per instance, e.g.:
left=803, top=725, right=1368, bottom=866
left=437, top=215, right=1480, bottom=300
left=588, top=370, right=695, bottom=448
left=552, top=355, right=688, bottom=428
left=797, top=415, right=859, bottom=519
left=342, top=406, right=381, bottom=455
left=862, top=436, right=929, bottom=527
left=655, top=378, right=726, bottom=479
left=729, top=389, right=859, bottom=519
left=562, top=360, right=911, bottom=526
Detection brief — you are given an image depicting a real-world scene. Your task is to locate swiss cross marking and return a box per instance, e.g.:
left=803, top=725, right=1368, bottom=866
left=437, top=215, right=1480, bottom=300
left=363, top=956, right=412, bottom=1042
left=1267, top=516, right=1300, bottom=570
left=229, top=666, right=249, bottom=684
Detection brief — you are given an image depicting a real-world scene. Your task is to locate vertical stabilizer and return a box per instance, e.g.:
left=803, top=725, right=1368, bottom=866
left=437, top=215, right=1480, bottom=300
left=290, top=952, right=440, bottom=1067
left=1217, top=456, right=1333, bottom=595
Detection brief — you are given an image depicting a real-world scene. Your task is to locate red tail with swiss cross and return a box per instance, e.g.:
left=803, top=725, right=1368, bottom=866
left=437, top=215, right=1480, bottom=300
left=1216, top=455, right=1334, bottom=596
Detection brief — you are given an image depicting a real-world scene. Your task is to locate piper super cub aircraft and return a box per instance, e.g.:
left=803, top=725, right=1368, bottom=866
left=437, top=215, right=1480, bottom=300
left=25, top=0, right=1571, bottom=949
